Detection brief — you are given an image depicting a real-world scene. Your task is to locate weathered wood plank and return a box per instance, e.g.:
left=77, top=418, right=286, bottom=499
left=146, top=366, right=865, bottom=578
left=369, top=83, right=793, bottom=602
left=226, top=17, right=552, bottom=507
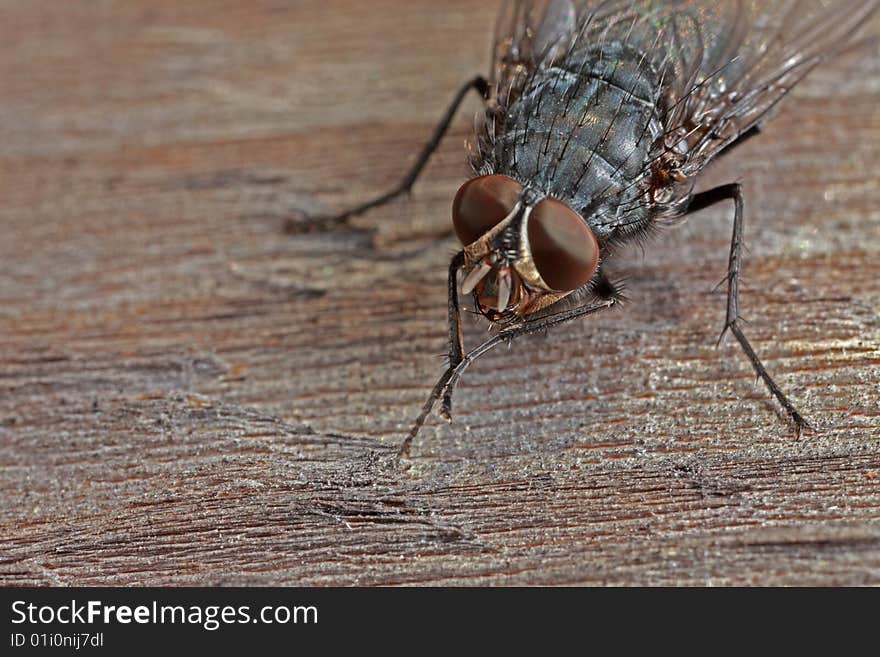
left=1, top=1, right=879, bottom=586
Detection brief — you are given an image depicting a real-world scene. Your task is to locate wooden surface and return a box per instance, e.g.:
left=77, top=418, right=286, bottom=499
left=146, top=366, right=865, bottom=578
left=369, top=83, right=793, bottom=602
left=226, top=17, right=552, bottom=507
left=2, top=1, right=879, bottom=586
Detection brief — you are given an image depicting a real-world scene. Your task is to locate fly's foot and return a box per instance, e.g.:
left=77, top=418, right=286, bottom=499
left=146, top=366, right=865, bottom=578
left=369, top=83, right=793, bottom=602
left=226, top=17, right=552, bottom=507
left=440, top=394, right=454, bottom=421
left=788, top=408, right=810, bottom=440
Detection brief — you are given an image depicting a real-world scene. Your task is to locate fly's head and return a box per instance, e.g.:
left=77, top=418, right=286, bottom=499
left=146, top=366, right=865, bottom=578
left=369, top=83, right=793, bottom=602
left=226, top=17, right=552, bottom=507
left=452, top=174, right=600, bottom=322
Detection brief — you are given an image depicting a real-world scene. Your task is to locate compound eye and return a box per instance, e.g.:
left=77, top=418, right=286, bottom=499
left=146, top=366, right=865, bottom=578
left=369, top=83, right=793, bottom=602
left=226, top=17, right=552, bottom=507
left=528, top=198, right=599, bottom=292
left=452, top=175, right=522, bottom=246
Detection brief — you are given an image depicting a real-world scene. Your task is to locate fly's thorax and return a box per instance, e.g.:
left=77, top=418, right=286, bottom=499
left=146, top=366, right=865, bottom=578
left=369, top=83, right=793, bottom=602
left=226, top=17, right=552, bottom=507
left=453, top=174, right=600, bottom=321
left=490, top=41, right=666, bottom=206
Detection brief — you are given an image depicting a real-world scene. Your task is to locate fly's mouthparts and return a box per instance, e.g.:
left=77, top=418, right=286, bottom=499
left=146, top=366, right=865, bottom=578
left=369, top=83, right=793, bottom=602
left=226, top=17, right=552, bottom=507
left=461, top=259, right=492, bottom=295
left=461, top=252, right=525, bottom=316
left=496, top=267, right=512, bottom=313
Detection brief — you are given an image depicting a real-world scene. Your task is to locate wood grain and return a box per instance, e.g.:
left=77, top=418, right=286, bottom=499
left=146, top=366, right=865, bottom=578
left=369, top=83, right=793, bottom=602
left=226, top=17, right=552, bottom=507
left=1, top=0, right=879, bottom=586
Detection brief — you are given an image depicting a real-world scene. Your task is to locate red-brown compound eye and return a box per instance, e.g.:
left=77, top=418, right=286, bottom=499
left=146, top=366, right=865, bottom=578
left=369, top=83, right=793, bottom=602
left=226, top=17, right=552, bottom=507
left=527, top=198, right=599, bottom=292
left=452, top=174, right=522, bottom=246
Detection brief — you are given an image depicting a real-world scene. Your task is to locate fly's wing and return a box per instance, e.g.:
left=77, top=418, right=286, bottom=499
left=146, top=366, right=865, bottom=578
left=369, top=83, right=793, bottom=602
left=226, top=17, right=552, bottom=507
left=490, top=0, right=579, bottom=100
left=669, top=0, right=880, bottom=173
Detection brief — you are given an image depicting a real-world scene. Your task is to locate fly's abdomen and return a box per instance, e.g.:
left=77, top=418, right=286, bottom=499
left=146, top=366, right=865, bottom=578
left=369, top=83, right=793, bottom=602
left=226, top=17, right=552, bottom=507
left=495, top=42, right=664, bottom=219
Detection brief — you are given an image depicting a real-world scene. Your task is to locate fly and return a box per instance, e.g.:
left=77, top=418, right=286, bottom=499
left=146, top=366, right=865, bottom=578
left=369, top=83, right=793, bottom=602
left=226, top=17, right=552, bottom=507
left=296, top=0, right=879, bottom=455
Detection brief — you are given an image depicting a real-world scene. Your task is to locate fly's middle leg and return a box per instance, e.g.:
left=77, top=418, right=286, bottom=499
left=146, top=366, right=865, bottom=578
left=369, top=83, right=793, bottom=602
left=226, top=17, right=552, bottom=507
left=686, top=183, right=809, bottom=435
left=288, top=76, right=489, bottom=237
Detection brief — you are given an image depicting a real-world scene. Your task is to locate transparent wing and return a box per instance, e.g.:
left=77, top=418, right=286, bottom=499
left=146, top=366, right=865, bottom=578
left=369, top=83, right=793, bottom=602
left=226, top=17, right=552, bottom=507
left=490, top=0, right=577, bottom=99
left=469, top=0, right=577, bottom=169
left=679, top=0, right=880, bottom=170
left=488, top=1, right=652, bottom=108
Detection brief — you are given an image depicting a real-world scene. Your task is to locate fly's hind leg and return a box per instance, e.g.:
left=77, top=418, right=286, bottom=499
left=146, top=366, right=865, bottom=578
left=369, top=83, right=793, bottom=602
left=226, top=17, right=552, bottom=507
left=686, top=182, right=808, bottom=435
left=287, top=76, right=489, bottom=237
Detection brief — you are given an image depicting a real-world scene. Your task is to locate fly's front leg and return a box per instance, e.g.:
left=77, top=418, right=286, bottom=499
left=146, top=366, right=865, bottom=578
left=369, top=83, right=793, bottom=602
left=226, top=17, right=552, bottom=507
left=445, top=251, right=466, bottom=369
left=686, top=183, right=808, bottom=434
left=288, top=76, right=489, bottom=236
left=440, top=274, right=625, bottom=418
left=398, top=251, right=466, bottom=457
left=400, top=296, right=618, bottom=457
left=440, top=297, right=619, bottom=420
left=440, top=281, right=626, bottom=418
